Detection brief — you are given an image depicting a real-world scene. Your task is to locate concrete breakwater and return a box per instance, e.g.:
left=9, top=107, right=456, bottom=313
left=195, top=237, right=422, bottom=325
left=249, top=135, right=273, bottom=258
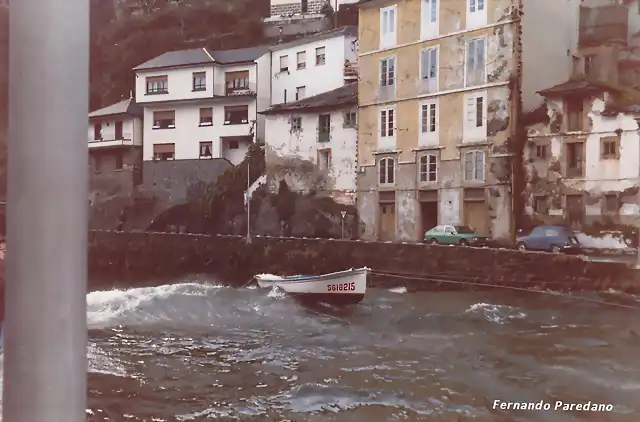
left=88, top=230, right=640, bottom=294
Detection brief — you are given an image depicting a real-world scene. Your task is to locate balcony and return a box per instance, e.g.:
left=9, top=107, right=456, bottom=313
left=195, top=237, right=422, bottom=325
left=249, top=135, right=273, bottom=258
left=89, top=133, right=134, bottom=149
left=579, top=5, right=628, bottom=47
left=344, top=60, right=358, bottom=83
left=214, top=82, right=257, bottom=98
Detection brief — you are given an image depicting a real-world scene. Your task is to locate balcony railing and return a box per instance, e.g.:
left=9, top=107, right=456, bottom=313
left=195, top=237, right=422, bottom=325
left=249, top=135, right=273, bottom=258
left=344, top=61, right=358, bottom=81
left=215, top=82, right=257, bottom=97
left=89, top=132, right=132, bottom=143
left=89, top=133, right=134, bottom=148
left=579, top=5, right=628, bottom=47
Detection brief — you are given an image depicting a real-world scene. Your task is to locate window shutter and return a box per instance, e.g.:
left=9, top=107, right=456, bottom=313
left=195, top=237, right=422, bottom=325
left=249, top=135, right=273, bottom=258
left=466, top=97, right=475, bottom=126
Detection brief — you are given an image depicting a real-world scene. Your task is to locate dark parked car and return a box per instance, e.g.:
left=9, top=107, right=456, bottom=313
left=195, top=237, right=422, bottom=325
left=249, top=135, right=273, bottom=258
left=516, top=225, right=582, bottom=253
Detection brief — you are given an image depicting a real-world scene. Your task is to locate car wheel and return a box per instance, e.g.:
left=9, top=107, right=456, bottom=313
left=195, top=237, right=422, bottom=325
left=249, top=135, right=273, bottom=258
left=517, top=242, right=527, bottom=252
left=429, top=238, right=439, bottom=245
left=459, top=239, right=468, bottom=246
left=550, top=245, right=561, bottom=253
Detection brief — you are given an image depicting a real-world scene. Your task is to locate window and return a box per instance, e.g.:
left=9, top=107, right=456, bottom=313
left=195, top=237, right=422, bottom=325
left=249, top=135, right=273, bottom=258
left=421, top=0, right=438, bottom=38
left=469, top=0, right=484, bottom=12
left=114, top=152, right=123, bottom=170
left=318, top=114, right=331, bottom=142
left=426, top=0, right=437, bottom=22
left=146, top=76, right=168, bottom=94
left=93, top=123, right=101, bottom=140
left=114, top=121, right=123, bottom=139
left=600, top=135, right=619, bottom=160
left=318, top=149, right=331, bottom=171
left=379, top=157, right=395, bottom=185
left=199, top=141, right=213, bottom=158
left=465, top=94, right=485, bottom=131
left=604, top=194, right=619, bottom=214
left=192, top=72, right=206, bottom=91
left=465, top=38, right=486, bottom=87
left=297, top=51, right=306, bottom=69
left=380, top=5, right=397, bottom=47
left=534, top=196, right=548, bottom=215
left=420, top=47, right=438, bottom=83
left=291, top=116, right=302, bottom=131
left=228, top=140, right=239, bottom=149
left=380, top=57, right=395, bottom=87
left=566, top=99, right=583, bottom=131
left=464, top=150, right=485, bottom=181
left=153, top=143, right=175, bottom=161
left=566, top=142, right=584, bottom=178
left=380, top=108, right=394, bottom=137
left=199, top=108, right=213, bottom=126
left=344, top=111, right=357, bottom=128
left=225, top=71, right=249, bottom=94
left=315, top=47, right=326, bottom=65
left=419, top=154, right=437, bottom=182
left=152, top=110, right=175, bottom=129
left=584, top=55, right=596, bottom=77
left=421, top=102, right=437, bottom=133
left=535, top=144, right=549, bottom=159
left=296, top=86, right=306, bottom=101
left=224, top=105, right=249, bottom=125
left=279, top=55, right=288, bottom=72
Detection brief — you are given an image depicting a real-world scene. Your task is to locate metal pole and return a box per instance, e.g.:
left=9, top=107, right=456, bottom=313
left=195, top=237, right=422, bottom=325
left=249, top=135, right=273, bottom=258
left=246, top=160, right=251, bottom=243
left=5, top=0, right=89, bottom=420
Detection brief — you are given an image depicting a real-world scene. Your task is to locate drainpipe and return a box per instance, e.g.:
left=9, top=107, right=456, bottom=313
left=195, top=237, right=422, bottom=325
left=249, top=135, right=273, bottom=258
left=5, top=0, right=88, bottom=420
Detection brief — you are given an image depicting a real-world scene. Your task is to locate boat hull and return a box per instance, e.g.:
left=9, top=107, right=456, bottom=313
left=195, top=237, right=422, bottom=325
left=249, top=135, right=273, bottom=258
left=255, top=268, right=368, bottom=305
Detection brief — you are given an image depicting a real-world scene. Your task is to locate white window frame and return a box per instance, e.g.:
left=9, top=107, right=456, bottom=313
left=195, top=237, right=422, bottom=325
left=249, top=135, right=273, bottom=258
left=379, top=56, right=396, bottom=88
left=296, top=51, right=306, bottom=69
left=464, top=150, right=485, bottom=182
left=380, top=5, right=397, bottom=49
left=379, top=106, right=396, bottom=150
left=464, top=37, right=486, bottom=88
left=291, top=116, right=302, bottom=131
left=295, top=86, right=306, bottom=101
left=419, top=99, right=438, bottom=146
left=463, top=91, right=487, bottom=143
left=419, top=154, right=438, bottom=183
left=378, top=157, right=395, bottom=185
left=421, top=0, right=439, bottom=39
left=420, top=46, right=438, bottom=92
left=279, top=55, right=289, bottom=72
left=467, top=0, right=487, bottom=29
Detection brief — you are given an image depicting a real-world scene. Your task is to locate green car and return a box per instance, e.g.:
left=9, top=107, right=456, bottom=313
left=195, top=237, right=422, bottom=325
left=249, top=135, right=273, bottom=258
left=423, top=225, right=490, bottom=246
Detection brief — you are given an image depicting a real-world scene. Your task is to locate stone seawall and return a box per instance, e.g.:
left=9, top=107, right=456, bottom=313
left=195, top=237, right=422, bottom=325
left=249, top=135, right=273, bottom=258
left=88, top=231, right=639, bottom=294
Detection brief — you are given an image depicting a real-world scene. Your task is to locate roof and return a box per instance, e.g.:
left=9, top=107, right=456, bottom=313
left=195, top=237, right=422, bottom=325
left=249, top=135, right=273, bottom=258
left=88, top=98, right=142, bottom=119
left=133, top=46, right=269, bottom=71
left=537, top=77, right=620, bottom=97
left=269, top=26, right=357, bottom=52
left=260, top=83, right=357, bottom=115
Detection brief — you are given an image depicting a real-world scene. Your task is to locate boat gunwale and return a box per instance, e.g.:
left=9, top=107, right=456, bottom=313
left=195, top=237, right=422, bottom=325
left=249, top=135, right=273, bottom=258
left=255, top=267, right=369, bottom=284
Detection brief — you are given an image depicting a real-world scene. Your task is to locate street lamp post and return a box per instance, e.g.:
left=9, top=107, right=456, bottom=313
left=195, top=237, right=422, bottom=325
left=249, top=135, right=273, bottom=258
left=5, top=0, right=89, bottom=420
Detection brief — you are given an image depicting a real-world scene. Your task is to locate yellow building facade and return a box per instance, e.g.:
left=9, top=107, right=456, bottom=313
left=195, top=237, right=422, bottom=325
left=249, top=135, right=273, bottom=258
left=356, top=0, right=521, bottom=243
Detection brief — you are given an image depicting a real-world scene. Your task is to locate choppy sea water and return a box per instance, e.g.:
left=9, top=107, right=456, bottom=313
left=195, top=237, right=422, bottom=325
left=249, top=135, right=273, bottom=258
left=2, top=278, right=640, bottom=421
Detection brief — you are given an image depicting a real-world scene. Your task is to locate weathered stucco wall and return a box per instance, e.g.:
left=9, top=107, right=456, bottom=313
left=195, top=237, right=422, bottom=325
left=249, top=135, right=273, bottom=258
left=264, top=108, right=357, bottom=205
left=88, top=230, right=639, bottom=295
left=526, top=96, right=640, bottom=227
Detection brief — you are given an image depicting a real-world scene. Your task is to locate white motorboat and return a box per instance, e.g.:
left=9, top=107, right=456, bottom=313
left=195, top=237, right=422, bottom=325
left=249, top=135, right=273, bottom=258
left=255, top=267, right=369, bottom=305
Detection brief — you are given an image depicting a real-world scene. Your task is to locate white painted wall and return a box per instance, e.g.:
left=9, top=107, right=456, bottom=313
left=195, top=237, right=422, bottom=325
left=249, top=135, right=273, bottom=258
left=142, top=101, right=254, bottom=165
left=135, top=66, right=214, bottom=104
left=88, top=117, right=142, bottom=145
left=270, top=34, right=357, bottom=105
left=265, top=107, right=357, bottom=203
left=521, top=0, right=582, bottom=111
left=255, top=54, right=272, bottom=142
left=584, top=98, right=640, bottom=193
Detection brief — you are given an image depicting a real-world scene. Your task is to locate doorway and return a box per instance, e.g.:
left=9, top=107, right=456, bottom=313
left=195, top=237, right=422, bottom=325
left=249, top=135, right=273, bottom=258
left=378, top=202, right=396, bottom=241
left=420, top=201, right=438, bottom=236
left=464, top=200, right=489, bottom=235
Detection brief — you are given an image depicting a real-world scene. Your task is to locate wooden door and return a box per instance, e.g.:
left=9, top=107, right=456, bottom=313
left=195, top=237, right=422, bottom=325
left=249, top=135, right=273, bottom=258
left=464, top=201, right=488, bottom=235
left=378, top=203, right=396, bottom=241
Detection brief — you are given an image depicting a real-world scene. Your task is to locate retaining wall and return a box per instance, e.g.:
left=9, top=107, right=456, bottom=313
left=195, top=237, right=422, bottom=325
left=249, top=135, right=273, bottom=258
left=88, top=231, right=639, bottom=293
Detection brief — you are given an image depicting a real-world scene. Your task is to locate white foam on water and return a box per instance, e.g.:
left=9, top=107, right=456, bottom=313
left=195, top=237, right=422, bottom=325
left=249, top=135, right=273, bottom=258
left=465, top=302, right=527, bottom=324
left=388, top=286, right=407, bottom=294
left=575, top=233, right=631, bottom=249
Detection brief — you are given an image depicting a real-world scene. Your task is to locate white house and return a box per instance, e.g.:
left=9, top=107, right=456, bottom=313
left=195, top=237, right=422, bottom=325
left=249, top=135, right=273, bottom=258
left=269, top=25, right=358, bottom=106
left=268, top=0, right=360, bottom=18
left=88, top=97, right=143, bottom=174
left=133, top=46, right=271, bottom=165
left=260, top=83, right=358, bottom=205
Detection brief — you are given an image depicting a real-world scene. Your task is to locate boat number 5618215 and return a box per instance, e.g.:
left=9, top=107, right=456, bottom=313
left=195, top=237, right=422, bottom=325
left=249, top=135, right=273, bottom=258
left=327, top=282, right=356, bottom=291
